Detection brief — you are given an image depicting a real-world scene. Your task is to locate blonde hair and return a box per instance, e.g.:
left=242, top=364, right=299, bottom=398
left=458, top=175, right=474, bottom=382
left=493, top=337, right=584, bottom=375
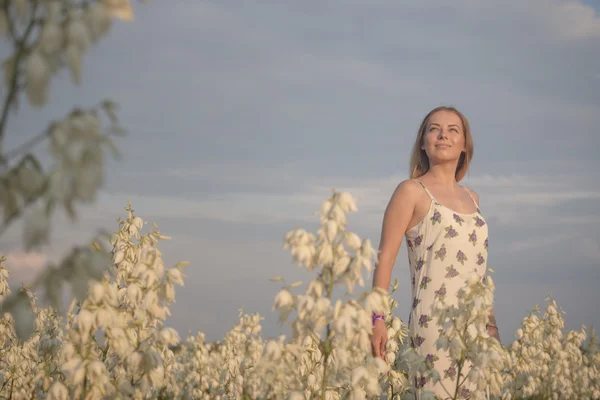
left=409, top=106, right=473, bottom=182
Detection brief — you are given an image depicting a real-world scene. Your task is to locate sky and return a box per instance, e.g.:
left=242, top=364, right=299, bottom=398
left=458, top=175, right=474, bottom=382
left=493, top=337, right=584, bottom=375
left=2, top=0, right=600, bottom=345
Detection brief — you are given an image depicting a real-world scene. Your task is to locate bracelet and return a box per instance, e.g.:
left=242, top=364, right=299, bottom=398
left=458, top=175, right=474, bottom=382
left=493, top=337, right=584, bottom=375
left=372, top=312, right=385, bottom=326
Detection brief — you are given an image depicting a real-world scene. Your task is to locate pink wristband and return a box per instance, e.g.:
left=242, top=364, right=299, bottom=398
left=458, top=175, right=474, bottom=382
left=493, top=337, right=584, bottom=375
left=372, top=312, right=385, bottom=326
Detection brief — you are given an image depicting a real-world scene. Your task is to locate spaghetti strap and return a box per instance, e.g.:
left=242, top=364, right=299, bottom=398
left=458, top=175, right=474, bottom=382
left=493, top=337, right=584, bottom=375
left=415, top=179, right=436, bottom=201
left=462, top=186, right=480, bottom=211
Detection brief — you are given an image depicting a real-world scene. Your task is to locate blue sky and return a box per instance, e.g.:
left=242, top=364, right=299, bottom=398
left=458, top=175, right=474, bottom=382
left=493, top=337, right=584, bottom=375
left=3, top=0, right=600, bottom=344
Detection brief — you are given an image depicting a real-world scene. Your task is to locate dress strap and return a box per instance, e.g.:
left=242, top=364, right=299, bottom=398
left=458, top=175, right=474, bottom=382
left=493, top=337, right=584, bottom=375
left=415, top=179, right=436, bottom=201
left=462, top=186, right=480, bottom=211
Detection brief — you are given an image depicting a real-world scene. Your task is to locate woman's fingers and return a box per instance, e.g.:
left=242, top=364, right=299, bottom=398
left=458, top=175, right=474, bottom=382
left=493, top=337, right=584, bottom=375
left=380, top=338, right=387, bottom=360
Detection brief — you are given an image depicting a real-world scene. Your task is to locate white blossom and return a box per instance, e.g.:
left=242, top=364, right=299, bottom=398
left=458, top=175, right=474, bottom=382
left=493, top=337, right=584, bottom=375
left=25, top=50, right=50, bottom=106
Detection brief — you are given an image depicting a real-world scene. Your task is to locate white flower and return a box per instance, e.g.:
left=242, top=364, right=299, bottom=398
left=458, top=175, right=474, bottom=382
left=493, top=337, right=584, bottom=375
left=332, top=255, right=350, bottom=277
left=66, top=44, right=82, bottom=84
left=337, top=192, right=358, bottom=213
left=265, top=341, right=282, bottom=360
left=167, top=268, right=184, bottom=286
left=345, top=232, right=362, bottom=251
left=85, top=3, right=112, bottom=40
left=113, top=250, right=125, bottom=265
left=351, top=366, right=368, bottom=386
left=25, top=50, right=50, bottom=106
left=324, top=220, right=338, bottom=242
left=317, top=244, right=333, bottom=265
left=47, top=382, right=68, bottom=400
left=159, top=327, right=180, bottom=346
left=66, top=14, right=91, bottom=52
left=77, top=309, right=94, bottom=336
left=39, top=21, right=63, bottom=55
left=103, top=0, right=135, bottom=21
left=88, top=282, right=105, bottom=304
left=287, top=392, right=305, bottom=400
left=274, top=289, right=293, bottom=310
left=127, top=283, right=141, bottom=304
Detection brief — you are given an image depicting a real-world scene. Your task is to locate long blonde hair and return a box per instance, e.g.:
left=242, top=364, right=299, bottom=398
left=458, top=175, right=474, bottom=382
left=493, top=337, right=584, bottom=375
left=409, top=106, right=473, bottom=182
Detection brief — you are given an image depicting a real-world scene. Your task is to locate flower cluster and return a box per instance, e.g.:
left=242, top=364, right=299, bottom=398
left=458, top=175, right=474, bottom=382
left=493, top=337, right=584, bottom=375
left=503, top=297, right=600, bottom=399
left=0, top=0, right=131, bottom=344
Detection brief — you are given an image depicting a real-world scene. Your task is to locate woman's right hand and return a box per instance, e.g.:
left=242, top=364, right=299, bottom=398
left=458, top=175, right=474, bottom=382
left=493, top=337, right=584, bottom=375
left=371, top=319, right=387, bottom=360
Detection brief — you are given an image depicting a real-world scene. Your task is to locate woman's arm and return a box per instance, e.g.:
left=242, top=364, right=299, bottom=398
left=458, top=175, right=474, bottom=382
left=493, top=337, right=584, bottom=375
left=487, top=309, right=501, bottom=342
left=372, top=180, right=419, bottom=292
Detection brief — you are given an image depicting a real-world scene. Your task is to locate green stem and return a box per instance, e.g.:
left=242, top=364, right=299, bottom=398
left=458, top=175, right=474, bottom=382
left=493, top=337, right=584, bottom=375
left=8, top=376, right=14, bottom=400
left=0, top=1, right=39, bottom=162
left=451, top=321, right=471, bottom=399
left=320, top=325, right=331, bottom=400
left=320, top=238, right=336, bottom=400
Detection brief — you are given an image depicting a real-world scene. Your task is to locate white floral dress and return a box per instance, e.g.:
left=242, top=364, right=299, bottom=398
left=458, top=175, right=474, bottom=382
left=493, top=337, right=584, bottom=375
left=405, top=180, right=488, bottom=399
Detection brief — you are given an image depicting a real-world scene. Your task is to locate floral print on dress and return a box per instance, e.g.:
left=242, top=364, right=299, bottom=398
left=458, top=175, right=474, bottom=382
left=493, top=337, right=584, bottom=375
left=484, top=237, right=488, bottom=250
left=418, top=314, right=432, bottom=328
left=434, top=244, right=447, bottom=261
left=460, top=388, right=471, bottom=399
left=445, top=265, right=459, bottom=278
left=407, top=239, right=413, bottom=249
left=444, top=225, right=459, bottom=239
left=435, top=283, right=447, bottom=300
left=414, top=234, right=423, bottom=247
left=412, top=297, right=421, bottom=310
left=468, top=229, right=477, bottom=246
left=413, top=334, right=425, bottom=347
left=415, top=257, right=424, bottom=271
left=414, top=376, right=427, bottom=389
left=420, top=276, right=432, bottom=289
left=425, top=353, right=440, bottom=368
left=453, top=213, right=465, bottom=226
left=444, top=364, right=457, bottom=380
left=431, top=209, right=442, bottom=225
left=476, top=253, right=485, bottom=266
left=456, top=250, right=468, bottom=265
left=474, top=215, right=486, bottom=227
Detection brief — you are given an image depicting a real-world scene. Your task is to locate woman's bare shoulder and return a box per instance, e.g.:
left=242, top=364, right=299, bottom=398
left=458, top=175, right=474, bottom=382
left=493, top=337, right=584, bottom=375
left=389, top=179, right=423, bottom=203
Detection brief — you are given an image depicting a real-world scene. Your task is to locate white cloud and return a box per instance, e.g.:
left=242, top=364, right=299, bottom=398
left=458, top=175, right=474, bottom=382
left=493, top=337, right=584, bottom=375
left=545, top=0, right=600, bottom=40
left=509, top=233, right=571, bottom=252
left=2, top=251, right=48, bottom=285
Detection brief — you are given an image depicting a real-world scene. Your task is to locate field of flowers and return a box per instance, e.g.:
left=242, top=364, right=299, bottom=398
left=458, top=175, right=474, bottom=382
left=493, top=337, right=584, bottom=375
left=0, top=192, right=599, bottom=399
left=0, top=0, right=598, bottom=398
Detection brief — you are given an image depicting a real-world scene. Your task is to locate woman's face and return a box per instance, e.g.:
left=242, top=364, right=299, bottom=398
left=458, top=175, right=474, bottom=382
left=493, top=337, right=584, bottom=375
left=421, top=110, right=466, bottom=163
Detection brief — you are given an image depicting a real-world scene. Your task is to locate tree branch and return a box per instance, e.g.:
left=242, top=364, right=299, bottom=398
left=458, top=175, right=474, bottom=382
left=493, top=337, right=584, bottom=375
left=0, top=1, right=39, bottom=164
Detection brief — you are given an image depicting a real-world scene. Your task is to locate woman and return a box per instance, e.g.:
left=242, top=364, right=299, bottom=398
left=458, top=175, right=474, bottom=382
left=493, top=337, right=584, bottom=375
left=370, top=106, right=499, bottom=398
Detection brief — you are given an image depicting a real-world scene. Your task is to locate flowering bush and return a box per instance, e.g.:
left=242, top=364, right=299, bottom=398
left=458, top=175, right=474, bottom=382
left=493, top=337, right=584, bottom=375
left=0, top=0, right=135, bottom=333
left=0, top=192, right=598, bottom=399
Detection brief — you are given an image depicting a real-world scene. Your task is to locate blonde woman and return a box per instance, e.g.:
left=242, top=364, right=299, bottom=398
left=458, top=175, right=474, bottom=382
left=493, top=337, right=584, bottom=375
left=370, top=106, right=499, bottom=398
